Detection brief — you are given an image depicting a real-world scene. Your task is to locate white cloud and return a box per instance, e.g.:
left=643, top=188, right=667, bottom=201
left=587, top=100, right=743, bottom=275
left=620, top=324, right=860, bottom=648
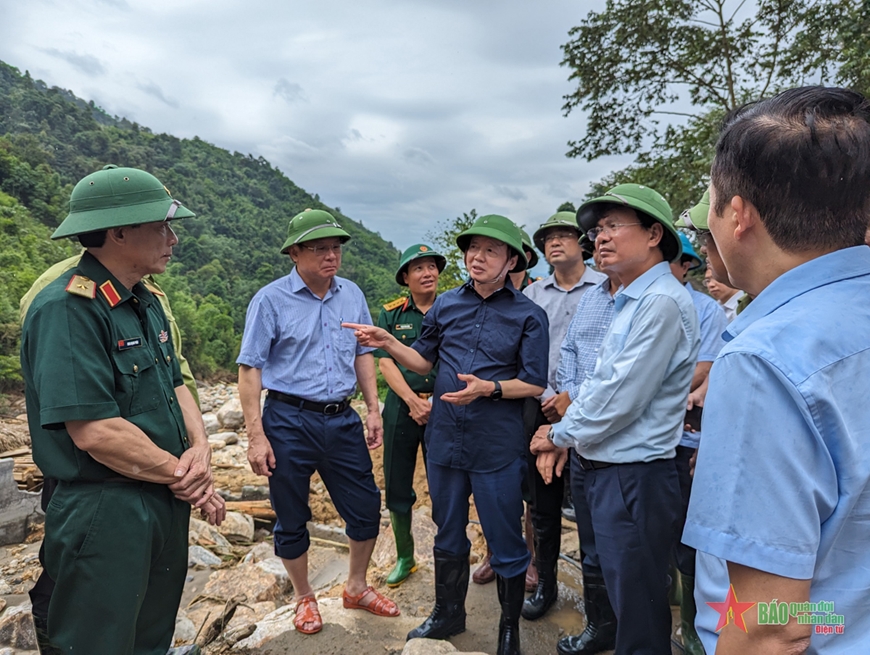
left=0, top=0, right=634, bottom=250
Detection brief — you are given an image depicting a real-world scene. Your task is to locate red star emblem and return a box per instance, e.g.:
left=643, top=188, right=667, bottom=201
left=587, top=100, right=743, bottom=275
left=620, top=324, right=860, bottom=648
left=707, top=584, right=757, bottom=633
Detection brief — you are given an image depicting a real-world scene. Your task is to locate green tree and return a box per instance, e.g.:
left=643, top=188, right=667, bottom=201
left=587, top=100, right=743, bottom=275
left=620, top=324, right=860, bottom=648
left=561, top=1, right=867, bottom=210
left=425, top=209, right=477, bottom=292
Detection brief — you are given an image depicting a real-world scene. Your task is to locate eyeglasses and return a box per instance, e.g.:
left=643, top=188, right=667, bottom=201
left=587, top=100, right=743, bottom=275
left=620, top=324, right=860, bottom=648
left=587, top=222, right=642, bottom=241
left=543, top=231, right=578, bottom=244
left=302, top=244, right=342, bottom=256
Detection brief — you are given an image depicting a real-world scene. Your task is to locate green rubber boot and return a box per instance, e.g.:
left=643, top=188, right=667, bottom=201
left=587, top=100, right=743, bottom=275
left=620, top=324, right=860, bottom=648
left=386, top=511, right=417, bottom=587
left=679, top=574, right=706, bottom=655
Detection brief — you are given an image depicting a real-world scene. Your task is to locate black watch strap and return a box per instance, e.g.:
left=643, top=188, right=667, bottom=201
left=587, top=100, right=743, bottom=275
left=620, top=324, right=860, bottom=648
left=490, top=380, right=503, bottom=400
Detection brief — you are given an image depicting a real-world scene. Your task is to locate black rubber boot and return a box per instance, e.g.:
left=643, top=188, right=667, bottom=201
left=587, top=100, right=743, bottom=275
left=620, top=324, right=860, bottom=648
left=556, top=576, right=617, bottom=655
left=407, top=549, right=469, bottom=641
left=521, top=518, right=560, bottom=621
left=496, top=572, right=525, bottom=655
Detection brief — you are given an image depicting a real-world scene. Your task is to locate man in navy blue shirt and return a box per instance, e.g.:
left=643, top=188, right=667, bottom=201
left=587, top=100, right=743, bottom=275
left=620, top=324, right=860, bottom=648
left=345, top=214, right=548, bottom=655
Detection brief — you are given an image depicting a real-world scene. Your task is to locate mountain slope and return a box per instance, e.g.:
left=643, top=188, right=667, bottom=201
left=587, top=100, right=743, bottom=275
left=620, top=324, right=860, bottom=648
left=0, top=60, right=401, bottom=378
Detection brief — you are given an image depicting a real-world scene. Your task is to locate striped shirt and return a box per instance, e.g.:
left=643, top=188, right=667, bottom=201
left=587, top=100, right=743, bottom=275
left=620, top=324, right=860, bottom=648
left=237, top=267, right=373, bottom=402
left=557, top=277, right=615, bottom=400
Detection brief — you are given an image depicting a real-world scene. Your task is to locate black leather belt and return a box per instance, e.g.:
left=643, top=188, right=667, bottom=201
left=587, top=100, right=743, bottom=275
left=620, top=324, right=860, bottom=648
left=577, top=455, right=614, bottom=471
left=267, top=390, right=351, bottom=415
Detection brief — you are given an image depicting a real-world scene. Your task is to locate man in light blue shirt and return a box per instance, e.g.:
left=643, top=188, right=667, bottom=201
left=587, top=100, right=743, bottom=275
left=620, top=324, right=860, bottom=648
left=237, top=209, right=398, bottom=635
left=542, top=183, right=699, bottom=655
left=683, top=87, right=870, bottom=655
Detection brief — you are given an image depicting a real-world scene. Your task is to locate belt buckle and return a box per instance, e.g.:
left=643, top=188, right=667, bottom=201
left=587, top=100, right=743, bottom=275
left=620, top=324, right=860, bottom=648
left=323, top=402, right=341, bottom=415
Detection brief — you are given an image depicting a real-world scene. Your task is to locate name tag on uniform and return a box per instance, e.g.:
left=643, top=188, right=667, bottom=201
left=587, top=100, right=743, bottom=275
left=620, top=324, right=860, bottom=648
left=396, top=324, right=414, bottom=330
left=117, top=337, right=142, bottom=350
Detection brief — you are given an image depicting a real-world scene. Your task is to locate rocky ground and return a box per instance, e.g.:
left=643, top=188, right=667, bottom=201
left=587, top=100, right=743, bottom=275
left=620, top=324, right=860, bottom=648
left=0, top=383, right=674, bottom=655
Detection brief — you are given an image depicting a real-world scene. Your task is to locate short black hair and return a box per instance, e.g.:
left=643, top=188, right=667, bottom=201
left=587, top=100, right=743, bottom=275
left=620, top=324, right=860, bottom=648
left=78, top=230, right=107, bottom=248
left=711, top=86, right=870, bottom=252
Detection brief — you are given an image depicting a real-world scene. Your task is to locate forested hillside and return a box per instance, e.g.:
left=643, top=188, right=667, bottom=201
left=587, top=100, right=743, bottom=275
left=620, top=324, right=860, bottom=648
left=0, top=60, right=401, bottom=385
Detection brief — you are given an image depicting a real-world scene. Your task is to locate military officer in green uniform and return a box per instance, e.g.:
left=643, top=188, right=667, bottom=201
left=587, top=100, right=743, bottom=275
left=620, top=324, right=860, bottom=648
left=20, top=254, right=201, bottom=654
left=376, top=244, right=445, bottom=586
left=20, top=165, right=225, bottom=655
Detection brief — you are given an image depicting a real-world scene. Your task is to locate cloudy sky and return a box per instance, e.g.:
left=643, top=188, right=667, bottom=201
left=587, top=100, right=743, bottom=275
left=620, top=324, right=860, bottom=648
left=0, top=0, right=634, bottom=254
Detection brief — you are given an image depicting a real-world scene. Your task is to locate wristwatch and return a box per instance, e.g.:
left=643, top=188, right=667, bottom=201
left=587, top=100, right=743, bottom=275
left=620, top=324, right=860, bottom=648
left=490, top=380, right=503, bottom=400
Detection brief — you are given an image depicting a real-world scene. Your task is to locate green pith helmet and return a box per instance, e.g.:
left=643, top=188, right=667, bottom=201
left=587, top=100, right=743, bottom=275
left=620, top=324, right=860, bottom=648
left=280, top=209, right=351, bottom=254
left=576, top=183, right=682, bottom=262
left=456, top=214, right=527, bottom=272
left=52, top=165, right=195, bottom=240
left=675, top=189, right=711, bottom=231
left=518, top=227, right=539, bottom=269
left=533, top=211, right=582, bottom=252
left=395, top=243, right=447, bottom=286
left=678, top=233, right=702, bottom=270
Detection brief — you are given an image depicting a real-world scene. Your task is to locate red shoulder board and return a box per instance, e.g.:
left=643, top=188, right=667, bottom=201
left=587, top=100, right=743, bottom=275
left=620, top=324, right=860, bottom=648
left=99, top=280, right=122, bottom=307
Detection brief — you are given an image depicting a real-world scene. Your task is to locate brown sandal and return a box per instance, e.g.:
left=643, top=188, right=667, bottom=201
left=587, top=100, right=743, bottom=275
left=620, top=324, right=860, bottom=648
left=294, top=596, right=322, bottom=634
left=342, top=586, right=400, bottom=617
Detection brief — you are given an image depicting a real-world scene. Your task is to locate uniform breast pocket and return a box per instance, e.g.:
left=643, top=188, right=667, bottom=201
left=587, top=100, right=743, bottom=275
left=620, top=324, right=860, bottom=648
left=111, top=349, right=161, bottom=416
left=393, top=326, right=418, bottom=345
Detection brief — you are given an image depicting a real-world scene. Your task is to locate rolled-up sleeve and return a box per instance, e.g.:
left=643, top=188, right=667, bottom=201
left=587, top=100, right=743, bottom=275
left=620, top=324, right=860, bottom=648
left=517, top=309, right=549, bottom=388
left=236, top=292, right=277, bottom=369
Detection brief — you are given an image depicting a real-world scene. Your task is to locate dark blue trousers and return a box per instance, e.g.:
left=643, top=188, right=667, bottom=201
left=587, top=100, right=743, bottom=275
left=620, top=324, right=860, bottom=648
left=569, top=451, right=602, bottom=577
left=673, top=445, right=697, bottom=576
left=262, top=399, right=381, bottom=560
left=428, top=457, right=531, bottom=578
left=585, top=458, right=681, bottom=655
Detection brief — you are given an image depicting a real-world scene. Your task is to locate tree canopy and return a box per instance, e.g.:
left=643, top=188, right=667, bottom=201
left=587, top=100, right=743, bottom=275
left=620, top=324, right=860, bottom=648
left=562, top=0, right=870, bottom=212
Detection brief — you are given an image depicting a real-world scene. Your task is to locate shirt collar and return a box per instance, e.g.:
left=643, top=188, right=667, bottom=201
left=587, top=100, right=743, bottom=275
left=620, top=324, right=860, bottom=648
left=724, top=246, right=870, bottom=342
left=78, top=251, right=150, bottom=309
left=289, top=266, right=340, bottom=296
left=462, top=275, right=517, bottom=299
left=614, top=261, right=671, bottom=309
left=541, top=265, right=603, bottom=292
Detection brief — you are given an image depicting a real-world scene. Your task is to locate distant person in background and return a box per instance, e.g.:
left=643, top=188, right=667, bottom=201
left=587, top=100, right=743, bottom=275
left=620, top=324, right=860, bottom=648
left=680, top=191, right=746, bottom=322
left=20, top=165, right=223, bottom=655
left=520, top=212, right=606, bottom=622
left=345, top=214, right=548, bottom=655
left=237, top=209, right=399, bottom=637
left=375, top=244, right=445, bottom=587
left=20, top=251, right=201, bottom=654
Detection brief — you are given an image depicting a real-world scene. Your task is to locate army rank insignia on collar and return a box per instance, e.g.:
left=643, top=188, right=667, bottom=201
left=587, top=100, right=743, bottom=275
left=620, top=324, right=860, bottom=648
left=99, top=280, right=122, bottom=307
left=65, top=275, right=96, bottom=299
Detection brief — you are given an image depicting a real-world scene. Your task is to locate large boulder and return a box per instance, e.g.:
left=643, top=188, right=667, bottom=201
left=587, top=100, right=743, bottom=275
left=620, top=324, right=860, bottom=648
left=231, top=604, right=295, bottom=650
left=188, top=517, right=233, bottom=556
left=217, top=511, right=255, bottom=543
left=201, top=413, right=221, bottom=435
left=188, top=544, right=223, bottom=568
left=217, top=398, right=245, bottom=430
left=0, top=603, right=36, bottom=650
left=201, top=559, right=290, bottom=603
